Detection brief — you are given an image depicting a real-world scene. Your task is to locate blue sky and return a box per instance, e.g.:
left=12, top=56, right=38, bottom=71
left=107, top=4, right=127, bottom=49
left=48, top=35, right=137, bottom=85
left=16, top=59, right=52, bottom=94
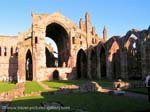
left=0, top=0, right=149, bottom=38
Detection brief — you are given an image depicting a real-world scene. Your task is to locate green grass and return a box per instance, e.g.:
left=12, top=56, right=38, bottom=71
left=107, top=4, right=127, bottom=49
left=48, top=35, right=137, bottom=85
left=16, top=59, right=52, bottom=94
left=42, top=80, right=87, bottom=90
left=0, top=82, right=16, bottom=93
left=25, top=81, right=45, bottom=94
left=43, top=80, right=114, bottom=91
left=9, top=92, right=150, bottom=112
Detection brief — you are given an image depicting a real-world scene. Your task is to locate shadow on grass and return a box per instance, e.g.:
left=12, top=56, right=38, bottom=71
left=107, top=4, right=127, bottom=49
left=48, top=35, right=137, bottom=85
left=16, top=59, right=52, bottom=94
left=5, top=91, right=150, bottom=112
left=2, top=80, right=150, bottom=112
left=42, top=80, right=89, bottom=90
left=42, top=80, right=114, bottom=90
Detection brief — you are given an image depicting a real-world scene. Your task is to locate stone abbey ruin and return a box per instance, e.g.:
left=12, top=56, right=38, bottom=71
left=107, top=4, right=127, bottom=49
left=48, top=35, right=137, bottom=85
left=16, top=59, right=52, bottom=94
left=0, top=12, right=150, bottom=83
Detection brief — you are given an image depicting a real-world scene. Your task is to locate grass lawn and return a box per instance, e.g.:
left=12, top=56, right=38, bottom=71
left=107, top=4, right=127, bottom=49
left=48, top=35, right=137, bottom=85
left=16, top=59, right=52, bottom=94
left=25, top=81, right=45, bottom=94
left=0, top=82, right=16, bottom=93
left=43, top=80, right=114, bottom=90
left=9, top=92, right=150, bottom=112
left=42, top=80, right=87, bottom=90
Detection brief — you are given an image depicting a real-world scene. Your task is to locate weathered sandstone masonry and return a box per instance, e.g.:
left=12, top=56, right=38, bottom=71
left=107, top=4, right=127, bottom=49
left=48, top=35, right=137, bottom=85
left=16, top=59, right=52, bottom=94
left=0, top=12, right=149, bottom=82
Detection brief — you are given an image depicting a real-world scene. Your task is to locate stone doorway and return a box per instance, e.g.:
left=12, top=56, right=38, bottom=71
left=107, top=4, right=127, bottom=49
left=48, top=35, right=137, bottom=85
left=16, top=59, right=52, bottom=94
left=100, top=47, right=106, bottom=77
left=53, top=70, right=59, bottom=80
left=90, top=49, right=97, bottom=79
left=76, top=49, right=87, bottom=79
left=26, top=50, right=33, bottom=81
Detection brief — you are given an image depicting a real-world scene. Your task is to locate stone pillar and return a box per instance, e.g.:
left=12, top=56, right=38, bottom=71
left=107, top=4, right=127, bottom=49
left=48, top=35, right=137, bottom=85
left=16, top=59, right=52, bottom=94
left=32, top=34, right=37, bottom=81
left=79, top=18, right=84, bottom=30
left=103, top=26, right=107, bottom=41
left=17, top=44, right=26, bottom=82
left=87, top=51, right=92, bottom=79
left=96, top=51, right=101, bottom=79
left=85, top=12, right=90, bottom=33
left=69, top=30, right=77, bottom=68
left=106, top=52, right=113, bottom=79
left=32, top=17, right=46, bottom=80
left=92, top=26, right=96, bottom=36
left=106, top=60, right=112, bottom=79
left=120, top=51, right=128, bottom=79
left=141, top=44, right=146, bottom=79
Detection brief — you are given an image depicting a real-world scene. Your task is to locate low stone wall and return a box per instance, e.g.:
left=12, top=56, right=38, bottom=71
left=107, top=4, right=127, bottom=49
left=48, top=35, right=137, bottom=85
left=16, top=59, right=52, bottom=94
left=0, top=83, right=25, bottom=102
left=54, top=81, right=102, bottom=94
left=37, top=67, right=73, bottom=81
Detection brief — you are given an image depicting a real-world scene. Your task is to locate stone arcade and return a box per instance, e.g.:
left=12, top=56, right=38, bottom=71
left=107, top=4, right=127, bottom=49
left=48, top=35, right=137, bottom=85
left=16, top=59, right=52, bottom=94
left=0, top=12, right=149, bottom=82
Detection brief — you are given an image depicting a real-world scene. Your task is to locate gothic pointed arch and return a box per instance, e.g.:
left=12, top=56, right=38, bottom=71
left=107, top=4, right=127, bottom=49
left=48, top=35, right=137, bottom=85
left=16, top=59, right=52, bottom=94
left=45, top=23, right=70, bottom=67
left=26, top=49, right=33, bottom=81
left=76, top=49, right=87, bottom=79
left=124, top=33, right=141, bottom=79
left=90, top=48, right=97, bottom=79
left=96, top=42, right=107, bottom=78
left=107, top=39, right=120, bottom=79
left=100, top=45, right=106, bottom=77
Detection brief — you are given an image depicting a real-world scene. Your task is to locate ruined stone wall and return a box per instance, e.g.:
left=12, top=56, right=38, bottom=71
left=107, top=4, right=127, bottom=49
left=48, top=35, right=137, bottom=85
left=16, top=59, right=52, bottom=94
left=2, top=11, right=149, bottom=82
left=0, top=36, right=18, bottom=82
left=30, top=12, right=101, bottom=82
left=37, top=67, right=73, bottom=81
left=17, top=32, right=32, bottom=82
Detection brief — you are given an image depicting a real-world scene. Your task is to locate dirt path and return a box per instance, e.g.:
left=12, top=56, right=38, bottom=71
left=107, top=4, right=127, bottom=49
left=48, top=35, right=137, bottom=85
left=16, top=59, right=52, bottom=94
left=102, top=86, right=148, bottom=102
left=125, top=91, right=148, bottom=102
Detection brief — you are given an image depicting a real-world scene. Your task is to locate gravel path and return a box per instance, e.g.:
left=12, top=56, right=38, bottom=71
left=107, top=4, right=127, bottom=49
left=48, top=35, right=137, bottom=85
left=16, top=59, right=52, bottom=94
left=125, top=91, right=148, bottom=102
left=103, top=87, right=149, bottom=102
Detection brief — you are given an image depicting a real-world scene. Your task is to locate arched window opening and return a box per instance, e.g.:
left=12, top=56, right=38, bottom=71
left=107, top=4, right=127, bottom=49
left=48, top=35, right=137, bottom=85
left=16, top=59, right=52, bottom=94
left=127, top=41, right=139, bottom=79
left=35, top=36, right=38, bottom=44
left=26, top=50, right=33, bottom=81
left=95, top=39, right=97, bottom=44
left=92, top=38, right=95, bottom=44
left=16, top=47, right=18, bottom=56
left=11, top=47, right=13, bottom=56
left=90, top=50, right=97, bottom=79
left=0, top=47, right=1, bottom=56
left=4, top=47, right=7, bottom=56
left=80, top=41, right=82, bottom=45
left=100, top=46, right=106, bottom=77
left=133, top=42, right=136, bottom=49
left=72, top=37, right=75, bottom=44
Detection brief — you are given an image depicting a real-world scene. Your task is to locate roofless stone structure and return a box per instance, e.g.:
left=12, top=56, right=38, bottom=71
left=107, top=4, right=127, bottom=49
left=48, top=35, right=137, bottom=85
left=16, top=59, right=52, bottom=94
left=0, top=12, right=149, bottom=82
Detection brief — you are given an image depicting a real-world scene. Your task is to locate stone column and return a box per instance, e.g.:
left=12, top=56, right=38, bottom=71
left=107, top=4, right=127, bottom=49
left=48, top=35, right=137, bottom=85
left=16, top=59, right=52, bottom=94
left=32, top=26, right=46, bottom=81
left=141, top=43, right=146, bottom=79
left=106, top=60, right=112, bottom=79
left=17, top=44, right=26, bottom=82
left=106, top=52, right=113, bottom=79
left=87, top=51, right=92, bottom=79
left=96, top=51, right=101, bottom=79
left=32, top=38, right=37, bottom=81
left=120, top=51, right=128, bottom=79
